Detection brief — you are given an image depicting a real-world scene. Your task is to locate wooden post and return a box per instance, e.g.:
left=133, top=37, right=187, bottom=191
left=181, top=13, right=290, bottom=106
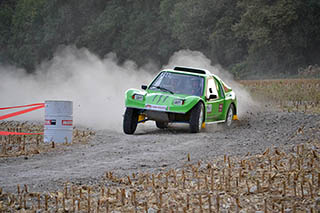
left=312, top=172, right=315, bottom=185
left=45, top=194, right=48, bottom=211
left=228, top=156, right=231, bottom=169
left=19, top=194, right=22, bottom=209
left=88, top=187, right=91, bottom=212
left=24, top=184, right=28, bottom=193
left=186, top=194, right=190, bottom=210
left=144, top=201, right=148, bottom=212
left=301, top=181, right=304, bottom=199
left=211, top=169, right=214, bottom=191
left=236, top=197, right=241, bottom=211
left=72, top=197, right=75, bottom=212
left=64, top=184, right=68, bottom=199
left=182, top=169, right=186, bottom=189
left=208, top=194, right=212, bottom=213
left=246, top=180, right=250, bottom=194
left=216, top=194, right=220, bottom=212
left=80, top=188, right=83, bottom=199
left=55, top=193, right=58, bottom=210
left=205, top=175, right=208, bottom=190
left=62, top=197, right=66, bottom=211
left=159, top=192, right=162, bottom=210
left=37, top=193, right=40, bottom=210
left=308, top=181, right=313, bottom=199
left=152, top=174, right=155, bottom=188
left=166, top=173, right=169, bottom=189
left=199, top=194, right=203, bottom=212
left=105, top=199, right=109, bottom=213
left=121, top=188, right=125, bottom=206
left=23, top=193, right=27, bottom=209
left=128, top=176, right=132, bottom=185
left=268, top=173, right=272, bottom=189
left=268, top=157, right=272, bottom=172
left=97, top=199, right=100, bottom=213
left=282, top=181, right=286, bottom=197
left=2, top=141, right=6, bottom=155
left=78, top=198, right=81, bottom=211
left=101, top=186, right=105, bottom=197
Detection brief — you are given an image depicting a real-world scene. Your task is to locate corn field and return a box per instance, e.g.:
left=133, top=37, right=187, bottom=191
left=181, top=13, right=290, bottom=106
left=240, top=79, right=320, bottom=113
left=1, top=136, right=320, bottom=212
left=0, top=121, right=95, bottom=158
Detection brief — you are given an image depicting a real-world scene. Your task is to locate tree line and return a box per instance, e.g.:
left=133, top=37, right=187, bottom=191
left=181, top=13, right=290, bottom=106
left=0, top=0, right=319, bottom=77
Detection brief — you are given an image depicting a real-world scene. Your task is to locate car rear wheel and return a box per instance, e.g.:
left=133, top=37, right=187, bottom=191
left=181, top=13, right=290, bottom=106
left=155, top=121, right=168, bottom=129
left=225, top=104, right=235, bottom=127
left=189, top=102, right=204, bottom=133
left=123, top=108, right=138, bottom=134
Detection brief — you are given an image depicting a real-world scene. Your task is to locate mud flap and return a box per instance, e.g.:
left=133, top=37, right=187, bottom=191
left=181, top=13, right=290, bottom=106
left=138, top=114, right=146, bottom=123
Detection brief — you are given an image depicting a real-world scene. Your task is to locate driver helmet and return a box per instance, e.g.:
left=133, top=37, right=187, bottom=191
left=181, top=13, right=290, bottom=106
left=191, top=78, right=200, bottom=88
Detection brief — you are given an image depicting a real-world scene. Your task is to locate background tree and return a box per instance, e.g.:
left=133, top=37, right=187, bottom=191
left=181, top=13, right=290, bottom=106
left=0, top=0, right=319, bottom=77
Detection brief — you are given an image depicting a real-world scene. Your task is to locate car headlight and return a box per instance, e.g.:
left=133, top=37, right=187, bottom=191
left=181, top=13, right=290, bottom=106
left=173, top=99, right=185, bottom=105
left=132, top=94, right=144, bottom=101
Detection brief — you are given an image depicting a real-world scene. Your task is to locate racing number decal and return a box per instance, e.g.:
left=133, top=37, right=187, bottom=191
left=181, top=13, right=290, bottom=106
left=62, top=120, right=73, bottom=126
left=218, top=104, right=223, bottom=112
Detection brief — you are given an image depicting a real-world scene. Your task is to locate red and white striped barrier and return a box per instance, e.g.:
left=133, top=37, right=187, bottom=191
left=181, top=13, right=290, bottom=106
left=0, top=103, right=44, bottom=136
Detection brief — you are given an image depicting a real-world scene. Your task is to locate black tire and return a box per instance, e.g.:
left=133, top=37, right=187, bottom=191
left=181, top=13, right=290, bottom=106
left=123, top=108, right=139, bottom=134
left=189, top=102, right=204, bottom=133
left=155, top=121, right=168, bottom=129
left=224, top=104, right=235, bottom=127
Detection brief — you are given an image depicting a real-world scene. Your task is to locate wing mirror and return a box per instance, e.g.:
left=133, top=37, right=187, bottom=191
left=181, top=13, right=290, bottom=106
left=141, top=85, right=147, bottom=90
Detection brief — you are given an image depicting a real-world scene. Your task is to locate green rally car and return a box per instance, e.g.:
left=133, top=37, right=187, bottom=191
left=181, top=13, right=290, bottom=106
left=123, top=66, right=237, bottom=134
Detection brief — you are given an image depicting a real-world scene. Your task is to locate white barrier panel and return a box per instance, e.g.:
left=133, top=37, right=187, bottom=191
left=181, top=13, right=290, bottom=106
left=44, top=100, right=73, bottom=143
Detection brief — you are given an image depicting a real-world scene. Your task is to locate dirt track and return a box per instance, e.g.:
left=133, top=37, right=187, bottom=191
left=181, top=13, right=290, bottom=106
left=1, top=109, right=319, bottom=193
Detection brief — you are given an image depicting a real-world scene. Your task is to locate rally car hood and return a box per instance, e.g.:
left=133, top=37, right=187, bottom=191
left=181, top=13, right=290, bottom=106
left=125, top=89, right=202, bottom=114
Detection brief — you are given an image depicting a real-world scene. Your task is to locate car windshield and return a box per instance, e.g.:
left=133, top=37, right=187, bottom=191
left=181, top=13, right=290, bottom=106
left=149, top=72, right=204, bottom=96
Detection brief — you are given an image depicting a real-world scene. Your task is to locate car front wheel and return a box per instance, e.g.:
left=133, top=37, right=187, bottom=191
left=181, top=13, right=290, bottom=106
left=123, top=108, right=138, bottom=134
left=189, top=102, right=204, bottom=133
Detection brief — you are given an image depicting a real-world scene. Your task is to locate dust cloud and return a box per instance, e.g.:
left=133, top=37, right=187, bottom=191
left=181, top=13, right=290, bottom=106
left=164, top=50, right=260, bottom=116
left=0, top=46, right=155, bottom=130
left=0, top=47, right=257, bottom=131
